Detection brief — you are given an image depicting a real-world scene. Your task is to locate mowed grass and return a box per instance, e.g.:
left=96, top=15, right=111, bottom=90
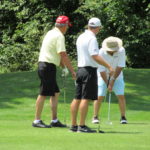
left=0, top=68, right=150, bottom=150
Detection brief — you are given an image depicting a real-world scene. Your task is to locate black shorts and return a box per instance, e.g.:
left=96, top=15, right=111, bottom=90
left=75, top=66, right=98, bottom=100
left=38, top=62, right=59, bottom=96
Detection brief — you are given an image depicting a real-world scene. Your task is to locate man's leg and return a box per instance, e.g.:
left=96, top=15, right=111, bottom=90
left=32, top=95, right=50, bottom=128
left=35, top=95, right=46, bottom=120
left=93, top=96, right=104, bottom=118
left=50, top=92, right=59, bottom=120
left=50, top=92, right=66, bottom=127
left=77, top=99, right=97, bottom=133
left=70, top=99, right=80, bottom=126
left=79, top=99, right=89, bottom=126
left=117, top=95, right=127, bottom=124
left=116, top=95, right=126, bottom=117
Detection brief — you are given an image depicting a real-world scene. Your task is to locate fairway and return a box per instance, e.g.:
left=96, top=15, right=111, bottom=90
left=0, top=69, right=150, bottom=150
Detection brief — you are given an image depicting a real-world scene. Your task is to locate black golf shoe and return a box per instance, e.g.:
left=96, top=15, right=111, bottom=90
left=50, top=120, right=67, bottom=127
left=77, top=125, right=96, bottom=133
left=120, top=116, right=128, bottom=124
left=32, top=120, right=51, bottom=128
left=70, top=125, right=78, bottom=132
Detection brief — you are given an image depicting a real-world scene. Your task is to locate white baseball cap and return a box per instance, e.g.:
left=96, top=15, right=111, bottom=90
left=88, top=17, right=101, bottom=27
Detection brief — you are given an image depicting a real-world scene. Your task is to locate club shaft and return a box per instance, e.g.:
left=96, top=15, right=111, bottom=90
left=108, top=92, right=111, bottom=122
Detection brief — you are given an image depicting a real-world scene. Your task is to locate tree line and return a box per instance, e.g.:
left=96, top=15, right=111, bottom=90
left=0, top=0, right=150, bottom=72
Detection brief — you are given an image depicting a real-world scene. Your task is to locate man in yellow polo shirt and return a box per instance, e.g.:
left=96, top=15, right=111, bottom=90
left=32, top=16, right=76, bottom=128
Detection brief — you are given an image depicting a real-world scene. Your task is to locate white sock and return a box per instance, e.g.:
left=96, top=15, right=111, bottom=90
left=51, top=119, right=58, bottom=123
left=33, top=120, right=41, bottom=124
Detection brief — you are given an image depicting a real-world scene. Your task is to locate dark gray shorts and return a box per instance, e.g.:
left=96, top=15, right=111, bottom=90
left=75, top=66, right=98, bottom=100
left=38, top=62, right=59, bottom=96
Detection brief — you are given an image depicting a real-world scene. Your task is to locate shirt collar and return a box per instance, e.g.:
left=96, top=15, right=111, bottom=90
left=53, top=27, right=63, bottom=35
left=102, top=48, right=119, bottom=56
left=85, top=30, right=96, bottom=37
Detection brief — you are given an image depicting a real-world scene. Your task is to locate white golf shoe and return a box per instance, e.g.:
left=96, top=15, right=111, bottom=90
left=92, top=116, right=100, bottom=124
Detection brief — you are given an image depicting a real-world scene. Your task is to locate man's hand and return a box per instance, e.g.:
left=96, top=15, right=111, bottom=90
left=71, top=71, right=76, bottom=80
left=108, top=66, right=115, bottom=77
left=108, top=78, right=115, bottom=92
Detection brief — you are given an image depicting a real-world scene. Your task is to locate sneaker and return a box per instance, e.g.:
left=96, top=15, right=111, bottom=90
left=120, top=116, right=128, bottom=124
left=78, top=125, right=96, bottom=133
left=70, top=125, right=78, bottom=132
left=50, top=120, right=67, bottom=127
left=32, top=120, right=51, bottom=128
left=92, top=116, right=100, bottom=124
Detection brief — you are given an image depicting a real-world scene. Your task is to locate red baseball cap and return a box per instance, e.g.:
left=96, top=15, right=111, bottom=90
left=56, top=16, right=72, bottom=26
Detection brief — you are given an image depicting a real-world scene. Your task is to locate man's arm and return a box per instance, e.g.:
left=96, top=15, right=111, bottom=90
left=112, top=67, right=123, bottom=79
left=108, top=67, right=124, bottom=92
left=92, top=55, right=114, bottom=76
left=59, top=51, right=76, bottom=79
left=100, top=71, right=107, bottom=84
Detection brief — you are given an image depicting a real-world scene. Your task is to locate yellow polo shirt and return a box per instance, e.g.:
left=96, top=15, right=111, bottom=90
left=38, top=27, right=66, bottom=66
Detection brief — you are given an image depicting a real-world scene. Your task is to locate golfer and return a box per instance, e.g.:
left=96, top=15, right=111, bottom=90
left=92, top=36, right=127, bottom=124
left=70, top=18, right=114, bottom=133
left=32, top=15, right=76, bottom=128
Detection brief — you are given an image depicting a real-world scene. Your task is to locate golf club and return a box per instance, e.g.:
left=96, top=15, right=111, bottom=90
left=97, top=123, right=105, bottom=133
left=96, top=77, right=112, bottom=133
left=102, top=76, right=112, bottom=125
left=107, top=92, right=113, bottom=125
left=62, top=67, right=69, bottom=126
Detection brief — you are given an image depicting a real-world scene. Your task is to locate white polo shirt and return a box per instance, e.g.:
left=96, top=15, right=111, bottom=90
left=76, top=30, right=99, bottom=68
left=97, top=47, right=126, bottom=80
left=38, top=27, right=66, bottom=66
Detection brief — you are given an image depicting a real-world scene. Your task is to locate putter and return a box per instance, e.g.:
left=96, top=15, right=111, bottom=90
left=96, top=78, right=111, bottom=134
left=107, top=92, right=112, bottom=125
left=97, top=123, right=105, bottom=133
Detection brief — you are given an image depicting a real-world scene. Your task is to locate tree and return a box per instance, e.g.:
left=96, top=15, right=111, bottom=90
left=0, top=0, right=150, bottom=72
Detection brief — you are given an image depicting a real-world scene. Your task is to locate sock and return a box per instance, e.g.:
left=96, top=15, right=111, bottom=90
left=51, top=119, right=58, bottom=123
left=33, top=120, right=41, bottom=124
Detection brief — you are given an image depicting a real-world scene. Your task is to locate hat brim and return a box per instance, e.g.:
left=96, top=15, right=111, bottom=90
left=104, top=47, right=119, bottom=52
left=102, top=37, right=122, bottom=52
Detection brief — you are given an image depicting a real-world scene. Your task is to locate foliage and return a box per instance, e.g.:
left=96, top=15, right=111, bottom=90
left=75, top=0, right=150, bottom=68
left=0, top=0, right=150, bottom=71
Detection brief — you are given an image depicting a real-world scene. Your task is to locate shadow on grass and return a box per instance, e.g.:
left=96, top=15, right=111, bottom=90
left=0, top=71, right=38, bottom=109
left=0, top=98, right=23, bottom=109
left=0, top=69, right=150, bottom=112
left=105, top=131, right=142, bottom=134
left=128, top=122, right=150, bottom=125
left=92, top=127, right=142, bottom=134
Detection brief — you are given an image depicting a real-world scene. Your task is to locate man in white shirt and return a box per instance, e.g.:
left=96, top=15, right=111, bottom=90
left=70, top=18, right=114, bottom=133
left=32, top=16, right=76, bottom=128
left=92, top=36, right=128, bottom=124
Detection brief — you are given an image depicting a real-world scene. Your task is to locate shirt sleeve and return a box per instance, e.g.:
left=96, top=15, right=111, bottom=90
left=56, top=34, right=66, bottom=53
left=88, top=37, right=99, bottom=56
left=117, top=47, right=126, bottom=67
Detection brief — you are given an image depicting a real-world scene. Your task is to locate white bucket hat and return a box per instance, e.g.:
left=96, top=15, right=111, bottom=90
left=102, top=36, right=123, bottom=51
left=88, top=17, right=101, bottom=27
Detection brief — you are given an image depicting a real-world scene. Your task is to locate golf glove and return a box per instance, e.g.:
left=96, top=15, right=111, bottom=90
left=62, top=67, right=69, bottom=77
